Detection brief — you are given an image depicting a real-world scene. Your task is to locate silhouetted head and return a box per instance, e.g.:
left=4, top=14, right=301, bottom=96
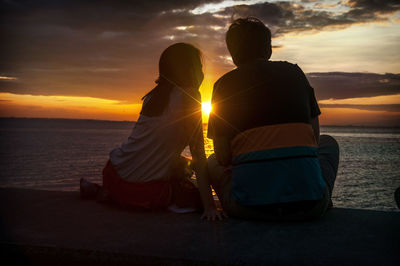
left=158, top=42, right=203, bottom=90
left=141, top=43, right=203, bottom=117
left=226, top=17, right=272, bottom=66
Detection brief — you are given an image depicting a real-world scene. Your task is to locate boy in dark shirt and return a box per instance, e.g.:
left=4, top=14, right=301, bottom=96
left=207, top=17, right=339, bottom=220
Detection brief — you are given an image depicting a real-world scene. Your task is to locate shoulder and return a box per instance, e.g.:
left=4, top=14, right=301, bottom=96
left=170, top=87, right=201, bottom=122
left=214, top=68, right=240, bottom=87
left=269, top=60, right=303, bottom=73
left=217, top=60, right=302, bottom=81
left=269, top=61, right=309, bottom=82
left=211, top=68, right=241, bottom=99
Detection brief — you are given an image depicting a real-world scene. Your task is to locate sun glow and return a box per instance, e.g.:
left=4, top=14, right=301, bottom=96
left=202, top=101, right=212, bottom=116
left=202, top=101, right=212, bottom=115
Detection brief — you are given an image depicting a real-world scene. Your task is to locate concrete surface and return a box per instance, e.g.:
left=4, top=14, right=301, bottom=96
left=0, top=188, right=399, bottom=265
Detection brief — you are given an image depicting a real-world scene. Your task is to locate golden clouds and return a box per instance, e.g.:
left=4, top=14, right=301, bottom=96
left=0, top=93, right=142, bottom=121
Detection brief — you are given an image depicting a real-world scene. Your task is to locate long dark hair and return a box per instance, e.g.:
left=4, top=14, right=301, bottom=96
left=140, top=43, right=202, bottom=117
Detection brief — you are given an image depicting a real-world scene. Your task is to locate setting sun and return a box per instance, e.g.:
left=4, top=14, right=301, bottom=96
left=202, top=102, right=212, bottom=116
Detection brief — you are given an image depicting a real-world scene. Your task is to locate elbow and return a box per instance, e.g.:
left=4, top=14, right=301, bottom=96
left=216, top=153, right=231, bottom=167
left=310, top=116, right=320, bottom=144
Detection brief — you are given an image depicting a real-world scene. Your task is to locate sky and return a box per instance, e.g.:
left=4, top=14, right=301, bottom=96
left=0, top=0, right=399, bottom=126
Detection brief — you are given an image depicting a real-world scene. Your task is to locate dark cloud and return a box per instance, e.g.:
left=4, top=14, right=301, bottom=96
left=309, top=72, right=400, bottom=113
left=0, top=0, right=223, bottom=101
left=345, top=0, right=400, bottom=14
left=318, top=103, right=400, bottom=112
left=220, top=2, right=336, bottom=36
left=221, top=3, right=293, bottom=28
left=307, top=72, right=400, bottom=100
left=1, top=0, right=223, bottom=37
left=219, top=0, right=400, bottom=36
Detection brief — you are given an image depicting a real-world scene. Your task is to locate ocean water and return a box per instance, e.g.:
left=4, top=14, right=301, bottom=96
left=0, top=118, right=399, bottom=212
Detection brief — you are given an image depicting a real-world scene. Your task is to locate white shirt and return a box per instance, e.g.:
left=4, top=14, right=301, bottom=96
left=109, top=86, right=195, bottom=182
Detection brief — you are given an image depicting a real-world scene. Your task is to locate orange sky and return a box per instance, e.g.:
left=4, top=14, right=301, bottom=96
left=1, top=0, right=399, bottom=126
left=1, top=92, right=399, bottom=126
left=320, top=108, right=400, bottom=126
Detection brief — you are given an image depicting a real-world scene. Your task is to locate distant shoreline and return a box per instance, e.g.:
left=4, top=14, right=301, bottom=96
left=0, top=116, right=135, bottom=123
left=1, top=116, right=399, bottom=129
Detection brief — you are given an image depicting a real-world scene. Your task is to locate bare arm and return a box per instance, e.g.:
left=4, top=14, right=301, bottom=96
left=310, top=116, right=320, bottom=144
left=189, top=119, right=225, bottom=220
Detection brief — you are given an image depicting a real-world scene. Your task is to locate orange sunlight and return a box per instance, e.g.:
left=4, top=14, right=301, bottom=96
left=201, top=101, right=212, bottom=122
left=1, top=91, right=399, bottom=126
left=319, top=107, right=400, bottom=126
left=0, top=92, right=142, bottom=121
left=318, top=94, right=400, bottom=126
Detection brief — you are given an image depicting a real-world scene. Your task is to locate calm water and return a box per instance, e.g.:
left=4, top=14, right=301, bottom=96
left=0, top=118, right=399, bottom=211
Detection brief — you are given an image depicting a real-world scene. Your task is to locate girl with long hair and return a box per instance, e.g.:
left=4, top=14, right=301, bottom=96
left=80, top=43, right=223, bottom=220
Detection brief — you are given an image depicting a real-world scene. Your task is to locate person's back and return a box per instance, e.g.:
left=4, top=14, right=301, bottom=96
left=211, top=59, right=319, bottom=138
left=110, top=85, right=193, bottom=183
left=207, top=17, right=339, bottom=221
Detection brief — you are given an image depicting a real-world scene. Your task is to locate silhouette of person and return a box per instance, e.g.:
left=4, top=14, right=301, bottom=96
left=81, top=43, right=224, bottom=220
left=207, top=17, right=340, bottom=221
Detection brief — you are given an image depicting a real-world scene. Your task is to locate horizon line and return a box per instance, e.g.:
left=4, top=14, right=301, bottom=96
left=1, top=116, right=399, bottom=128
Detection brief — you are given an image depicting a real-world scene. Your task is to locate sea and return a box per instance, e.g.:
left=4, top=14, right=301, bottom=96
left=0, top=118, right=399, bottom=212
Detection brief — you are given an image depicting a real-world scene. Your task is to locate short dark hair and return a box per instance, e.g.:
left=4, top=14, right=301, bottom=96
left=226, top=17, right=272, bottom=66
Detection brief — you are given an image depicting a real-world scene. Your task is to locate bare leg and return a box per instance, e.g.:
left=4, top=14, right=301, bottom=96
left=318, top=135, right=340, bottom=208
left=395, top=187, right=400, bottom=210
left=207, top=154, right=231, bottom=204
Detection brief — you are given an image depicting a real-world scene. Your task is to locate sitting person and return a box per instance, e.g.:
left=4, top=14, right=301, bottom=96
left=207, top=18, right=340, bottom=221
left=81, top=43, right=223, bottom=220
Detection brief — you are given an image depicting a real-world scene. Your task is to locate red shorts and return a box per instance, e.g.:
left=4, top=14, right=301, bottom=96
left=102, top=160, right=171, bottom=210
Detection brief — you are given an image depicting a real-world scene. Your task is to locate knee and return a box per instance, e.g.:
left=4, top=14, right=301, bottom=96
left=207, top=153, right=229, bottom=184
left=320, top=135, right=339, bottom=150
left=207, top=152, right=216, bottom=164
left=208, top=153, right=216, bottom=162
left=320, top=134, right=337, bottom=144
left=207, top=153, right=218, bottom=173
left=395, top=187, right=400, bottom=210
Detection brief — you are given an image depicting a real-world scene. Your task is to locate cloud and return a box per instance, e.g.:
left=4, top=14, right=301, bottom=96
left=1, top=0, right=399, bottom=105
left=308, top=72, right=400, bottom=113
left=344, top=0, right=400, bottom=14
left=319, top=103, right=400, bottom=112
left=1, top=0, right=228, bottom=101
left=317, top=92, right=400, bottom=113
left=307, top=72, right=400, bottom=100
left=216, top=0, right=400, bottom=36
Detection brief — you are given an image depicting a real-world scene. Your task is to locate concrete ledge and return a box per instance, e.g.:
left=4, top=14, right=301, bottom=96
left=1, top=188, right=399, bottom=265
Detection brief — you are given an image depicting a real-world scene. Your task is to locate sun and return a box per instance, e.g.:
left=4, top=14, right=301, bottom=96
left=201, top=102, right=212, bottom=116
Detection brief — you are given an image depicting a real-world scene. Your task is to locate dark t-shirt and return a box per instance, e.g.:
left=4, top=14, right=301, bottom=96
left=208, top=59, right=320, bottom=140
